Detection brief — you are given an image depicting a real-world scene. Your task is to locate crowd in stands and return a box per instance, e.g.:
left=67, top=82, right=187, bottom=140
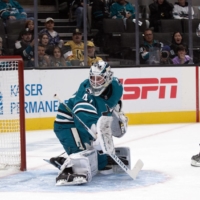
left=0, top=0, right=27, bottom=20
left=0, top=0, right=200, bottom=67
left=140, top=28, right=192, bottom=65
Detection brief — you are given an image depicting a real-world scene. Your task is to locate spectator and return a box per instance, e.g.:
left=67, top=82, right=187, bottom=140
left=39, top=33, right=49, bottom=47
left=149, top=0, right=173, bottom=32
left=57, top=0, right=70, bottom=18
left=0, top=0, right=27, bottom=20
left=16, top=21, right=33, bottom=42
left=173, top=0, right=194, bottom=19
left=110, top=0, right=135, bottom=19
left=172, top=45, right=191, bottom=64
left=87, top=41, right=103, bottom=66
left=50, top=46, right=67, bottom=67
left=92, top=0, right=110, bottom=21
left=73, top=0, right=90, bottom=29
left=14, top=28, right=34, bottom=62
left=170, top=31, right=188, bottom=59
left=92, top=0, right=110, bottom=47
left=38, top=33, right=53, bottom=55
left=140, top=28, right=163, bottom=64
left=39, top=17, right=60, bottom=46
left=64, top=28, right=84, bottom=61
left=37, top=44, right=50, bottom=67
left=26, top=44, right=50, bottom=68
left=25, top=20, right=34, bottom=39
left=160, top=45, right=173, bottom=64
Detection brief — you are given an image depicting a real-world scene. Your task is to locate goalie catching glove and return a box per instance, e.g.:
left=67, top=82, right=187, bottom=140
left=92, top=101, right=128, bottom=151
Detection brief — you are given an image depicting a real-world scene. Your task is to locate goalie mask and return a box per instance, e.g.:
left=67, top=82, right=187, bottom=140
left=89, top=61, right=113, bottom=96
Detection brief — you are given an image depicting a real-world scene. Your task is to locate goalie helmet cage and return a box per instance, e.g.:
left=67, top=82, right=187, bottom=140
left=0, top=56, right=26, bottom=171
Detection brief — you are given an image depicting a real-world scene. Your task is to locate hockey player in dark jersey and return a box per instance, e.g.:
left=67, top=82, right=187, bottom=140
left=52, top=60, right=128, bottom=185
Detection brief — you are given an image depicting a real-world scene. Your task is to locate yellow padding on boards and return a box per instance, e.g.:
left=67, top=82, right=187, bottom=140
left=25, top=117, right=55, bottom=130
left=126, top=111, right=196, bottom=124
left=0, top=111, right=196, bottom=131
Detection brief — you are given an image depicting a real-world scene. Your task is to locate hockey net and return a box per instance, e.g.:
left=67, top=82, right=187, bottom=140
left=0, top=56, right=26, bottom=171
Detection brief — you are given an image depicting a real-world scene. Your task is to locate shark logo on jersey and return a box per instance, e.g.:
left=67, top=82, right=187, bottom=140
left=119, top=9, right=126, bottom=18
left=102, top=105, right=113, bottom=116
left=86, top=88, right=92, bottom=94
left=0, top=92, right=3, bottom=115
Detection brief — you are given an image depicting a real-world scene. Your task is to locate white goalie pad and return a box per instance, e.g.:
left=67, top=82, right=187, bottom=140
left=70, top=149, right=98, bottom=182
left=111, top=147, right=131, bottom=173
left=96, top=116, right=115, bottom=154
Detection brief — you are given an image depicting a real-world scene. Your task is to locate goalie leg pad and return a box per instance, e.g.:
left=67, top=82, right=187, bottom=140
left=71, top=148, right=98, bottom=179
left=56, top=149, right=98, bottom=185
left=96, top=116, right=115, bottom=154
left=56, top=156, right=85, bottom=186
left=108, top=147, right=131, bottom=173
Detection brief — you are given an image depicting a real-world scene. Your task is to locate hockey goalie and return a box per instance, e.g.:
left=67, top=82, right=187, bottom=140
left=50, top=61, right=142, bottom=186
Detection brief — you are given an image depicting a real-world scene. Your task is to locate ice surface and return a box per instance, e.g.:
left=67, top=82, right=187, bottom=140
left=0, top=123, right=200, bottom=200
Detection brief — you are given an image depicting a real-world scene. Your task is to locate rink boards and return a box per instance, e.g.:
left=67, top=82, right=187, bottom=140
left=0, top=66, right=199, bottom=130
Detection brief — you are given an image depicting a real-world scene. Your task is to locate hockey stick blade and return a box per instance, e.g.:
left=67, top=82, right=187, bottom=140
left=110, top=154, right=144, bottom=180
left=130, top=159, right=144, bottom=180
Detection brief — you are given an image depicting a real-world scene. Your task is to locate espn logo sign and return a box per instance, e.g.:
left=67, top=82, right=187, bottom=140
left=120, top=78, right=178, bottom=100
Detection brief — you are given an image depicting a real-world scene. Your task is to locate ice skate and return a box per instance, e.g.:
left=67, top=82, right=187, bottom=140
left=191, top=153, right=200, bottom=167
left=43, top=156, right=66, bottom=170
left=56, top=167, right=87, bottom=186
left=49, top=157, right=66, bottom=169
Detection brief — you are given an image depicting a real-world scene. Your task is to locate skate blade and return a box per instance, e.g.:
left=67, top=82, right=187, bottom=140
left=56, top=177, right=87, bottom=186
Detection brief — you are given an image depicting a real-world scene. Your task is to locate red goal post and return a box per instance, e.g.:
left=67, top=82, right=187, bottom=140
left=0, top=56, right=26, bottom=171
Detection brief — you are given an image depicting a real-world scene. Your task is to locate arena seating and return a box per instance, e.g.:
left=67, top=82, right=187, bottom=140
left=182, top=19, right=200, bottom=33
left=159, top=19, right=183, bottom=33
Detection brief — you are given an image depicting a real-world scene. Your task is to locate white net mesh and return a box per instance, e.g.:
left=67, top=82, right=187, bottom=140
left=0, top=61, right=21, bottom=169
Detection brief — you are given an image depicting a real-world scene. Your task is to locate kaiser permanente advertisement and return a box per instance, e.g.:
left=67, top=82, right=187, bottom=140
left=0, top=67, right=197, bottom=130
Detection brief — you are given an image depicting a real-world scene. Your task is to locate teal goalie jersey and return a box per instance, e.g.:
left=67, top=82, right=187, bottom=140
left=54, top=77, right=123, bottom=141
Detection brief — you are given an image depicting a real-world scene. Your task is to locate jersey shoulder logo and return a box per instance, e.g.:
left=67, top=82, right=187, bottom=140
left=114, top=77, right=122, bottom=86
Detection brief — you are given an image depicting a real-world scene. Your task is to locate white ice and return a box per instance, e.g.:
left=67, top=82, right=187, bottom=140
left=0, top=123, right=200, bottom=200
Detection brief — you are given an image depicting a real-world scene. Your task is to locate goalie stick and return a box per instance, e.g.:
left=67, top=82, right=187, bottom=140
left=96, top=116, right=144, bottom=180
left=43, top=152, right=66, bottom=169
left=43, top=159, right=62, bottom=169
left=54, top=94, right=144, bottom=180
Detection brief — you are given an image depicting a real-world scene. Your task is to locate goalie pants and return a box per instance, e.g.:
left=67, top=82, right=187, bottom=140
left=54, top=122, right=107, bottom=170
